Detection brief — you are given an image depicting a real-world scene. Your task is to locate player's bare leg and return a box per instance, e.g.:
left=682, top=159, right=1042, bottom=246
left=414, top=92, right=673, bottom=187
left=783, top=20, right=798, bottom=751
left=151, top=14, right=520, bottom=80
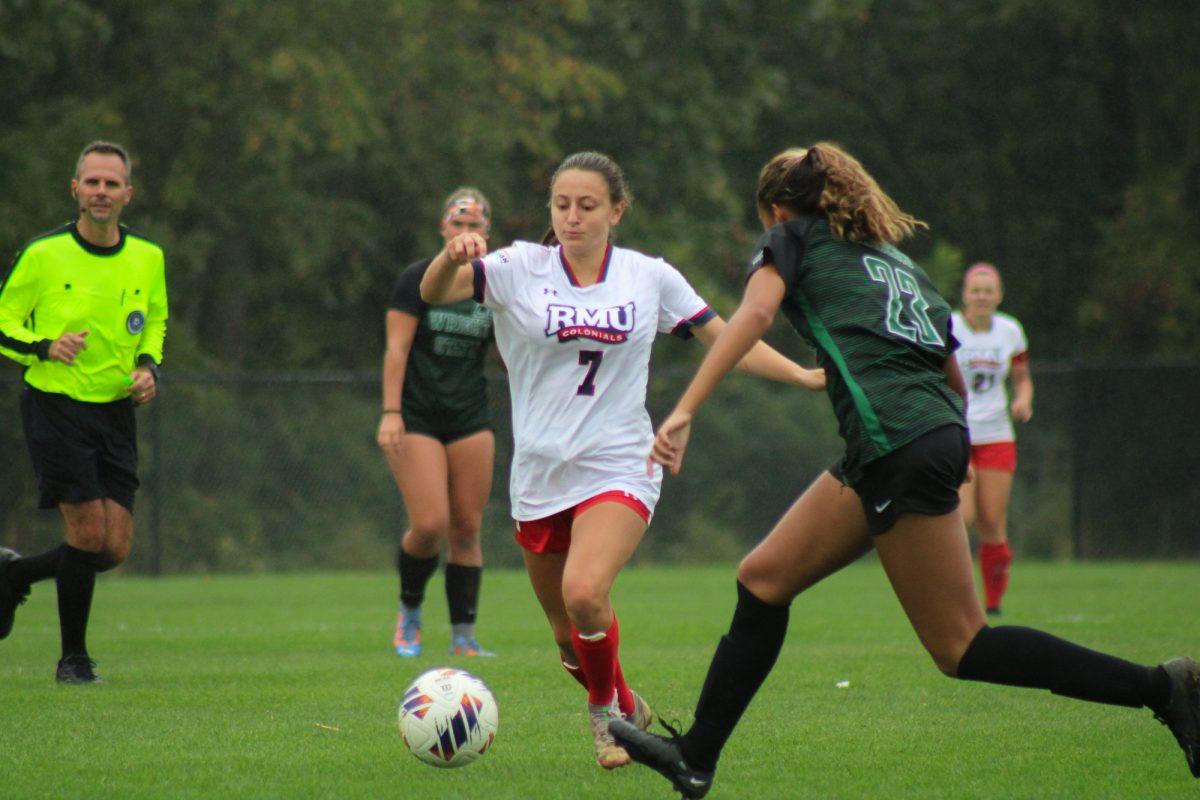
left=387, top=433, right=450, bottom=657
left=614, top=472, right=873, bottom=794
left=874, top=509, right=986, bottom=674
left=563, top=502, right=645, bottom=769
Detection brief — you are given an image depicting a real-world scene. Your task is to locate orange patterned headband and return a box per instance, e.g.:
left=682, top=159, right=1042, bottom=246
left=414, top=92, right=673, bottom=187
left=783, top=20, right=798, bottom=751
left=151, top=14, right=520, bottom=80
left=443, top=197, right=490, bottom=226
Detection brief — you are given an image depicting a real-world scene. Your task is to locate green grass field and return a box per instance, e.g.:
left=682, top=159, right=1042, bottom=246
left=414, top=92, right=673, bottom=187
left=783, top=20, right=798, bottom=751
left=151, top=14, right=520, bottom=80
left=1, top=560, right=1196, bottom=798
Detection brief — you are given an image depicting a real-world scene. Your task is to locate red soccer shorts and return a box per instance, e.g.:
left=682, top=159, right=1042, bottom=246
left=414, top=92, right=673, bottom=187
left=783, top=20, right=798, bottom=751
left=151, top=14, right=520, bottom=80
left=514, top=491, right=650, bottom=554
left=970, top=441, right=1017, bottom=473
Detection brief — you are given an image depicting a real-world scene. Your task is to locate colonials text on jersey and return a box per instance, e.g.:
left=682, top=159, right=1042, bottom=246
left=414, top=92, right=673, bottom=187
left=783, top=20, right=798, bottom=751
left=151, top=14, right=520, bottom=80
left=544, top=302, right=637, bottom=344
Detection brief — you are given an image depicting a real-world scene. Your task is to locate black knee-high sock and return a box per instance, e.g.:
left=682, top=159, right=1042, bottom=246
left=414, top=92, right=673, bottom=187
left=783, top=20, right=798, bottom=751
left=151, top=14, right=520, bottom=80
left=680, top=582, right=791, bottom=772
left=398, top=548, right=439, bottom=609
left=8, top=544, right=66, bottom=588
left=956, top=625, right=1171, bottom=710
left=56, top=546, right=98, bottom=658
left=445, top=563, right=481, bottom=625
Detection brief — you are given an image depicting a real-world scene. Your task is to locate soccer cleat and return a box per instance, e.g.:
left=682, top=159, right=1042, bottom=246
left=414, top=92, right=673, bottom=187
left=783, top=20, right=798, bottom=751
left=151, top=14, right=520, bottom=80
left=56, top=654, right=102, bottom=685
left=1153, top=657, right=1200, bottom=778
left=0, top=547, right=29, bottom=640
left=609, top=717, right=714, bottom=799
left=393, top=609, right=422, bottom=658
left=629, top=690, right=654, bottom=731
left=985, top=606, right=1002, bottom=617
left=588, top=703, right=631, bottom=769
left=449, top=636, right=496, bottom=657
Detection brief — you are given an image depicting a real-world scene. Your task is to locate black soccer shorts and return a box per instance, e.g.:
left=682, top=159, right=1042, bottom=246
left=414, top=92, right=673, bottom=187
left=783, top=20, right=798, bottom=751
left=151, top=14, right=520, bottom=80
left=829, top=424, right=969, bottom=535
left=21, top=385, right=139, bottom=512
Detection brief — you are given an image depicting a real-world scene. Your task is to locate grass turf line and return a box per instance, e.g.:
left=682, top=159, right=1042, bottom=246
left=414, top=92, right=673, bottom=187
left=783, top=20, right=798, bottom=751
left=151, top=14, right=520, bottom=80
left=0, top=561, right=1196, bottom=798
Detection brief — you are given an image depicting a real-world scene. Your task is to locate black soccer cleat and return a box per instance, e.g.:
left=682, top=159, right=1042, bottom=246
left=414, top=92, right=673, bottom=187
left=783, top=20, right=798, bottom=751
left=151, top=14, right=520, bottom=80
left=56, top=654, right=102, bottom=685
left=0, top=547, right=29, bottom=640
left=1154, top=658, right=1200, bottom=778
left=609, top=717, right=714, bottom=799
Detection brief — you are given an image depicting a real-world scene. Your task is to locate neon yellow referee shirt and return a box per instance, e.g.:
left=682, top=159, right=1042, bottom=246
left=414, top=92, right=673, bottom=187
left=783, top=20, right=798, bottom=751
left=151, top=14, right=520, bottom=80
left=0, top=222, right=168, bottom=402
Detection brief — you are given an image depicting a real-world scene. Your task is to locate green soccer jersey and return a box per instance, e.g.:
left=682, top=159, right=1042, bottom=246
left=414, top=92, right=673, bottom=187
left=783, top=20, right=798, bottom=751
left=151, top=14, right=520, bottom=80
left=388, top=258, right=492, bottom=419
left=749, top=217, right=964, bottom=484
left=0, top=223, right=168, bottom=402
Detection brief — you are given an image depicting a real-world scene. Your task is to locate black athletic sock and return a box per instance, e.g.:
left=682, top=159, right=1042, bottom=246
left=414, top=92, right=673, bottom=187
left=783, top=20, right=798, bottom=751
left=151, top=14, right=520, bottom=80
left=445, top=563, right=482, bottom=626
left=680, top=582, right=791, bottom=772
left=956, top=625, right=1170, bottom=709
left=398, top=548, right=439, bottom=609
left=8, top=544, right=66, bottom=588
left=56, top=546, right=99, bottom=658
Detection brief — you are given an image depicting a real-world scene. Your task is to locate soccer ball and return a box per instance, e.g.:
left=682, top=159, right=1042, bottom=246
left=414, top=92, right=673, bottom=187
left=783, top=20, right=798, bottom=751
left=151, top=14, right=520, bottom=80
left=399, top=667, right=499, bottom=768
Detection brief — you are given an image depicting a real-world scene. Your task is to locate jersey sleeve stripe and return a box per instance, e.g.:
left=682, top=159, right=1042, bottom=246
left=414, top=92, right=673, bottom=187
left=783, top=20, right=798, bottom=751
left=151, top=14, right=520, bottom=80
left=471, top=259, right=486, bottom=303
left=670, top=306, right=716, bottom=339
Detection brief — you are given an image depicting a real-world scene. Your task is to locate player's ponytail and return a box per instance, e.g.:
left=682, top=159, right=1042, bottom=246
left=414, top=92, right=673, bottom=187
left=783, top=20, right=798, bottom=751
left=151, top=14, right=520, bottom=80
left=757, top=143, right=927, bottom=244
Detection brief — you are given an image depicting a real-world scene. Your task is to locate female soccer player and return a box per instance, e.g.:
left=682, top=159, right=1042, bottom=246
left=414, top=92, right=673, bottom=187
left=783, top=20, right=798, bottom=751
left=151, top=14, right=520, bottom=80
left=379, top=188, right=497, bottom=658
left=420, top=152, right=825, bottom=769
left=610, top=143, right=1199, bottom=796
left=952, top=263, right=1033, bottom=615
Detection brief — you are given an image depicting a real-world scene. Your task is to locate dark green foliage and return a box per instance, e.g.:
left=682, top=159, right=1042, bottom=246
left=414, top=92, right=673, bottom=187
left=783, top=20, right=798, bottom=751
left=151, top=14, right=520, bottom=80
left=2, top=1, right=1197, bottom=570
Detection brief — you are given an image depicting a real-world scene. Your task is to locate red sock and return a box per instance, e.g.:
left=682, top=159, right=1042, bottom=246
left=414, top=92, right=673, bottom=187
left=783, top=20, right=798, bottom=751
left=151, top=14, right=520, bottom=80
left=572, top=618, right=620, bottom=707
left=561, top=656, right=590, bottom=691
left=980, top=542, right=1013, bottom=609
left=611, top=622, right=634, bottom=716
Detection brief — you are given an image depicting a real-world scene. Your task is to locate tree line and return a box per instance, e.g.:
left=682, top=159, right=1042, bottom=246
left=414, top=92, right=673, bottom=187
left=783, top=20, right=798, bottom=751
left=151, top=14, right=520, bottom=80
left=3, top=0, right=1196, bottom=367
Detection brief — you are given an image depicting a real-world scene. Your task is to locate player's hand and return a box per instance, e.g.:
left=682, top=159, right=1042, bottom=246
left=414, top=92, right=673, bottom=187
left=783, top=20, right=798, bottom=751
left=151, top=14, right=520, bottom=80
left=48, top=330, right=88, bottom=365
left=1010, top=398, right=1033, bottom=422
left=377, top=413, right=405, bottom=453
left=444, top=232, right=488, bottom=265
left=796, top=366, right=826, bottom=392
left=649, top=409, right=693, bottom=476
left=126, top=367, right=157, bottom=405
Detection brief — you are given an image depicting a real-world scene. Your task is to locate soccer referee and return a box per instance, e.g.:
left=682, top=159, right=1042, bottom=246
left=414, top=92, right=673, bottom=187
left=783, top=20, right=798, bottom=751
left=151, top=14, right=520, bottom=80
left=0, top=141, right=167, bottom=684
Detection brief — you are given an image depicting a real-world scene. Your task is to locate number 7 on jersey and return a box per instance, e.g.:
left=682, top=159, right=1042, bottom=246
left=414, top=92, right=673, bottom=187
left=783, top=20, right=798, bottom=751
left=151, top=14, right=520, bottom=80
left=576, top=350, right=603, bottom=396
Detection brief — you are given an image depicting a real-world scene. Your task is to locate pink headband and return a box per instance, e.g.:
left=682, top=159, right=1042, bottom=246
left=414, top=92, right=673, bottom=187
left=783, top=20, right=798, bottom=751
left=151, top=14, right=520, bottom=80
left=965, top=262, right=1000, bottom=280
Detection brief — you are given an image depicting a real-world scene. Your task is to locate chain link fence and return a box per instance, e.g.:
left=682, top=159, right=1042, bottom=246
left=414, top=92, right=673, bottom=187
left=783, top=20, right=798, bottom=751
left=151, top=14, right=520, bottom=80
left=2, top=360, right=1197, bottom=572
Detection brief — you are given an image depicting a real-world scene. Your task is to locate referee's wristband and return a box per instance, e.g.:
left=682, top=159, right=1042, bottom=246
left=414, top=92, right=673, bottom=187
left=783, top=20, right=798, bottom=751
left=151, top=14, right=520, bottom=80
left=382, top=409, right=402, bottom=414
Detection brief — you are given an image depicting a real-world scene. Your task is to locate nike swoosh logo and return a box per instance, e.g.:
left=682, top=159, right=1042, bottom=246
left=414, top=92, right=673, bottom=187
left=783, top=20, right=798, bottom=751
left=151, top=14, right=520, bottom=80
left=686, top=777, right=708, bottom=787
left=874, top=499, right=892, bottom=513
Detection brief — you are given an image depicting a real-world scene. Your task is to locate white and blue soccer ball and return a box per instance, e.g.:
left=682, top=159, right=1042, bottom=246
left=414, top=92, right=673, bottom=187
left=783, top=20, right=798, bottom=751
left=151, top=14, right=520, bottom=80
left=399, top=667, right=499, bottom=768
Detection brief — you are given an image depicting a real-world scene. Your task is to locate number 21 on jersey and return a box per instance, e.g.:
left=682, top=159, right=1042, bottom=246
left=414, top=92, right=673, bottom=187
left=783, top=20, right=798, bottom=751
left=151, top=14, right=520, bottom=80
left=863, top=256, right=944, bottom=347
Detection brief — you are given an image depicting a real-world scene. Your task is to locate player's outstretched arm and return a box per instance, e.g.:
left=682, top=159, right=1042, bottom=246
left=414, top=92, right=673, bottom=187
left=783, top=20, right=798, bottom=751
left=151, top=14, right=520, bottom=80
left=652, top=266, right=791, bottom=475
left=420, top=232, right=486, bottom=305
left=695, top=313, right=824, bottom=391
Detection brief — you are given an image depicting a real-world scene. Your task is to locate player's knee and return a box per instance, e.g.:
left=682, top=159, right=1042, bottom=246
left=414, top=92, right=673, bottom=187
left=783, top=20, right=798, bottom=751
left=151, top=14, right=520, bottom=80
left=736, top=555, right=786, bottom=602
left=97, top=542, right=131, bottom=571
left=975, top=509, right=1004, bottom=533
left=69, top=526, right=106, bottom=553
left=409, top=517, right=450, bottom=547
left=446, top=522, right=481, bottom=553
left=928, top=637, right=974, bottom=678
left=561, top=579, right=606, bottom=625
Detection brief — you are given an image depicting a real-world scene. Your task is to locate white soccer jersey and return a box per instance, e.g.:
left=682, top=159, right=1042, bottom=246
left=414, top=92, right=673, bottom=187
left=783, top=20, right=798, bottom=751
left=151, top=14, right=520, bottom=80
left=952, top=310, right=1029, bottom=444
left=472, top=240, right=714, bottom=521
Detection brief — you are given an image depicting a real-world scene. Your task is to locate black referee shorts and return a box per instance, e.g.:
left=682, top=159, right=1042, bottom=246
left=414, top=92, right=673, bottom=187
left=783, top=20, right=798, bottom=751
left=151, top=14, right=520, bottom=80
left=21, top=385, right=139, bottom=512
left=830, top=424, right=969, bottom=536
